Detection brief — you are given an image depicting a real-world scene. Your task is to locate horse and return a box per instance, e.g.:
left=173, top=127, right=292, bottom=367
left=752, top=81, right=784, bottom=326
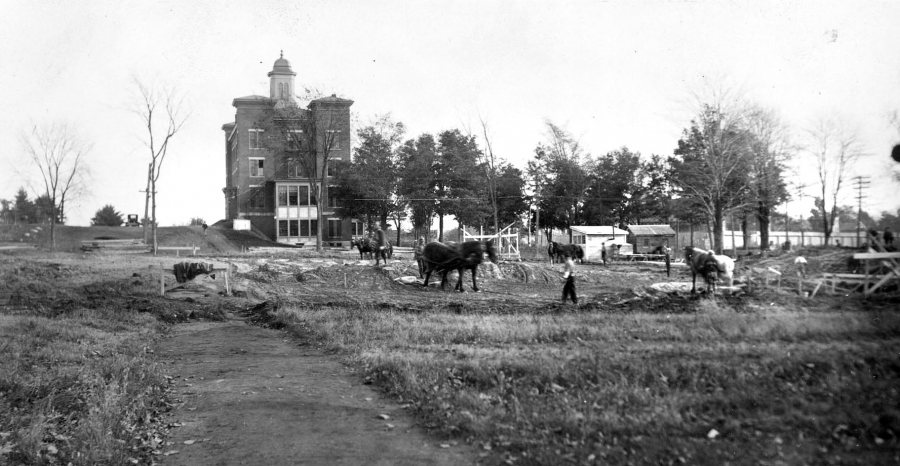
left=351, top=237, right=375, bottom=260
left=421, top=240, right=498, bottom=292
left=549, top=241, right=584, bottom=264
left=684, top=246, right=735, bottom=294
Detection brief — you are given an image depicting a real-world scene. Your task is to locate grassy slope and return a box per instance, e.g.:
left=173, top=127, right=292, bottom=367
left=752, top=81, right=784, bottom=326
left=0, top=224, right=290, bottom=254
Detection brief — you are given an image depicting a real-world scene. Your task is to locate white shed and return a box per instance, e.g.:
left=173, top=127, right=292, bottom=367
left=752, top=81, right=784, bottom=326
left=570, top=226, right=630, bottom=262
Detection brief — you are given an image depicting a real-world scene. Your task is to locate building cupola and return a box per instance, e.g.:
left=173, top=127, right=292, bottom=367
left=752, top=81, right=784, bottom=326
left=268, top=50, right=296, bottom=103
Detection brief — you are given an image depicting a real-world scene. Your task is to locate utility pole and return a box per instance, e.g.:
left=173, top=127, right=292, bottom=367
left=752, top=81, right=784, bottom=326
left=853, top=176, right=870, bottom=248
left=533, top=181, right=541, bottom=259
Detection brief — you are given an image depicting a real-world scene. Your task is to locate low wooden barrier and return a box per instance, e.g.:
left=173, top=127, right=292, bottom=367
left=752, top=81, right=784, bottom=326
left=156, top=246, right=198, bottom=257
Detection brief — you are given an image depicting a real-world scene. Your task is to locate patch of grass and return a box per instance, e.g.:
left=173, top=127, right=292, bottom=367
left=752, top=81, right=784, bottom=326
left=278, top=297, right=900, bottom=465
left=0, top=254, right=219, bottom=465
left=0, top=311, right=168, bottom=465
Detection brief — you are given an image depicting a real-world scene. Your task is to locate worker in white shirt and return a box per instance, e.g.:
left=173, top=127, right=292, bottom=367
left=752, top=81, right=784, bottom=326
left=562, top=253, right=577, bottom=304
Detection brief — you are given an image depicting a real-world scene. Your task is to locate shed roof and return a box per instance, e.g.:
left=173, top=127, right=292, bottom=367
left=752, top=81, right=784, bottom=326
left=627, top=224, right=676, bottom=236
left=570, top=225, right=628, bottom=236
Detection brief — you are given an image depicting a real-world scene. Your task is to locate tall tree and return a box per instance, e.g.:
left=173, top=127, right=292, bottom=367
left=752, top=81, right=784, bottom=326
left=670, top=104, right=752, bottom=253
left=397, top=134, right=439, bottom=240
left=493, top=163, right=529, bottom=229
left=20, top=121, right=90, bottom=250
left=436, top=129, right=489, bottom=235
left=335, top=123, right=402, bottom=230
left=582, top=147, right=642, bottom=226
left=527, top=121, right=590, bottom=241
left=12, top=188, right=36, bottom=224
left=805, top=117, right=866, bottom=245
left=744, top=106, right=790, bottom=251
left=134, top=79, right=188, bottom=255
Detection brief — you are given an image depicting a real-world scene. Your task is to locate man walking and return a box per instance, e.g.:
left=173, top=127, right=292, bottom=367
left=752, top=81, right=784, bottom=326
left=374, top=227, right=389, bottom=266
left=562, top=253, right=577, bottom=305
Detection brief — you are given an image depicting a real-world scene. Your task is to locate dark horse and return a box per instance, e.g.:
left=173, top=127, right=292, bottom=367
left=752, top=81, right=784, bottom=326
left=548, top=241, right=584, bottom=264
left=421, top=240, right=498, bottom=292
left=351, top=237, right=375, bottom=260
left=685, top=246, right=735, bottom=294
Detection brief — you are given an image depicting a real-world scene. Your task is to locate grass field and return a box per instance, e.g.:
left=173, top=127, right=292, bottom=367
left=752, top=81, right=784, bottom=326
left=0, top=251, right=228, bottom=465
left=271, top=286, right=900, bottom=464
left=2, top=228, right=899, bottom=465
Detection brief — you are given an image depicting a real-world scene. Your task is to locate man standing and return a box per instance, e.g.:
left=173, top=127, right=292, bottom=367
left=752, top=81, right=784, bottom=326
left=374, top=227, right=389, bottom=266
left=562, top=253, right=577, bottom=305
left=414, top=236, right=426, bottom=277
left=664, top=241, right=672, bottom=278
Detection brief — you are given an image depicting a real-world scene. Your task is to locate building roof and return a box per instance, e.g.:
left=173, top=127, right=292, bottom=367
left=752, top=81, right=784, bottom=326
left=232, top=95, right=271, bottom=107
left=627, top=224, right=676, bottom=236
left=268, top=51, right=296, bottom=77
left=570, top=225, right=628, bottom=236
left=309, top=94, right=355, bottom=106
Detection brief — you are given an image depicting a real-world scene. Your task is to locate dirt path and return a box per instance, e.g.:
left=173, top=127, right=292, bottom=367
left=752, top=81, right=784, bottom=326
left=158, top=317, right=476, bottom=466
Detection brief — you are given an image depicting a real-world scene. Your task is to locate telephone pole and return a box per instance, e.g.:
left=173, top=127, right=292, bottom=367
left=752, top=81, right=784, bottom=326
left=853, top=176, right=871, bottom=248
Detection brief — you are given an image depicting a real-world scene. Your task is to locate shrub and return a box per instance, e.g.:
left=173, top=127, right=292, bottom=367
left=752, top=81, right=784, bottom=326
left=91, top=205, right=123, bottom=227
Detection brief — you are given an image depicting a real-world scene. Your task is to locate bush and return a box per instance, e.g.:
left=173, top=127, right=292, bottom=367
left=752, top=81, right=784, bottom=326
left=91, top=205, right=123, bottom=226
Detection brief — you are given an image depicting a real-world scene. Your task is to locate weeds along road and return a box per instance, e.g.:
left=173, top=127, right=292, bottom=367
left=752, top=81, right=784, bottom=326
left=158, top=316, right=476, bottom=466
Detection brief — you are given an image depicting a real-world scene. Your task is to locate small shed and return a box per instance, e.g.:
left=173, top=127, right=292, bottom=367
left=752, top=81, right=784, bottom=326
left=570, top=225, right=629, bottom=262
left=627, top=224, right=677, bottom=253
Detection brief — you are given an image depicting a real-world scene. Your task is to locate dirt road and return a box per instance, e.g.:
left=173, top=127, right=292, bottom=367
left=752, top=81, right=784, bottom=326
left=158, top=317, right=476, bottom=466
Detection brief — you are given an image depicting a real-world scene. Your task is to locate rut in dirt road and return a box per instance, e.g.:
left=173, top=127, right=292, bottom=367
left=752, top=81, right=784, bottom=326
left=158, top=318, right=474, bottom=466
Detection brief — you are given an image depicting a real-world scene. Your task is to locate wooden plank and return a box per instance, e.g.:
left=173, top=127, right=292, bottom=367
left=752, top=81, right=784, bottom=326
left=853, top=252, right=900, bottom=260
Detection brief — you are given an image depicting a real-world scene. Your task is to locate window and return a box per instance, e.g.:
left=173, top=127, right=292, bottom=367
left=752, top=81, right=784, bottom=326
left=250, top=158, right=264, bottom=177
left=277, top=186, right=288, bottom=206
left=326, top=162, right=338, bottom=177
left=288, top=160, right=309, bottom=178
left=289, top=220, right=298, bottom=236
left=643, top=238, right=650, bottom=246
left=248, top=185, right=265, bottom=210
left=278, top=220, right=289, bottom=237
left=351, top=221, right=363, bottom=236
left=296, top=220, right=320, bottom=236
left=326, top=130, right=341, bottom=150
left=297, top=186, right=309, bottom=206
left=248, top=129, right=264, bottom=149
left=286, top=129, right=303, bottom=151
left=327, top=219, right=341, bottom=238
left=327, top=186, right=340, bottom=208
left=279, top=83, right=291, bottom=99
left=288, top=186, right=299, bottom=206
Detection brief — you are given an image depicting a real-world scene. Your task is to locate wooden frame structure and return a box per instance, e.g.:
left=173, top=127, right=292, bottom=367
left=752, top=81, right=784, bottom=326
left=462, top=222, right=521, bottom=261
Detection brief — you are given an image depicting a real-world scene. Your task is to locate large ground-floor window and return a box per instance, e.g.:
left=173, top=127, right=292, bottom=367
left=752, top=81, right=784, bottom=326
left=278, top=219, right=318, bottom=238
left=327, top=219, right=341, bottom=238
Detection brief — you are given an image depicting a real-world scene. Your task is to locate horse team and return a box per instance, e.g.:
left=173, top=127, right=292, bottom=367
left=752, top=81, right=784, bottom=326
left=356, top=233, right=734, bottom=296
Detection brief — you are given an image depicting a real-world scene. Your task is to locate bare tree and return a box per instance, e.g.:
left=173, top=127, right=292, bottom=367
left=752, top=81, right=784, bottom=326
left=20, top=121, right=90, bottom=250
left=133, top=78, right=188, bottom=255
left=478, top=116, right=500, bottom=235
left=805, top=117, right=866, bottom=245
left=271, top=104, right=344, bottom=252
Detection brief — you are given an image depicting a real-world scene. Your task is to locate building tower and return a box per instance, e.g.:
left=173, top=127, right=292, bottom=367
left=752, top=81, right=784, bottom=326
left=268, top=50, right=296, bottom=105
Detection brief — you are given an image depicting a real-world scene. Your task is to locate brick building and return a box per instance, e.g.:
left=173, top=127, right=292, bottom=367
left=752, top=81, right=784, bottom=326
left=221, top=53, right=359, bottom=246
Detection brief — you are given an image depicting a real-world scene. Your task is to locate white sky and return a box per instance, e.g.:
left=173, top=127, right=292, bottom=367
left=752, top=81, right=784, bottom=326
left=2, top=0, right=899, bottom=227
